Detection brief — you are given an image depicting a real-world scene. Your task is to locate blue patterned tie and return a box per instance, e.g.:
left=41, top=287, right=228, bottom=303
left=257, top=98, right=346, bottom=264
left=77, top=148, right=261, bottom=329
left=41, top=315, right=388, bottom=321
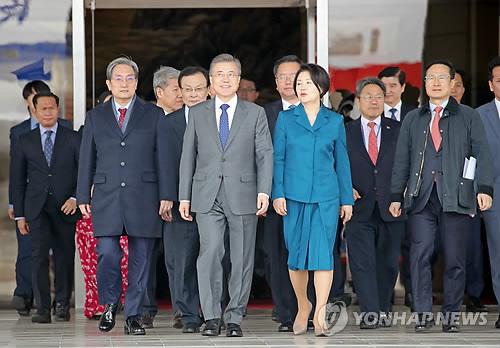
left=219, top=104, right=230, bottom=150
left=389, top=108, right=397, bottom=120
left=44, top=130, right=54, bottom=166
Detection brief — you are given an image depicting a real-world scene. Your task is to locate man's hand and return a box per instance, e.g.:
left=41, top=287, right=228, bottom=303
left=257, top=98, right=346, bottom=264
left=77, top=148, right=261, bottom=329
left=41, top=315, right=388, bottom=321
left=273, top=198, right=287, bottom=216
left=353, top=188, right=361, bottom=202
left=477, top=193, right=492, bottom=212
left=179, top=202, right=193, bottom=221
left=389, top=202, right=402, bottom=217
left=159, top=200, right=173, bottom=222
left=256, top=194, right=269, bottom=216
left=79, top=204, right=91, bottom=218
left=17, top=219, right=29, bottom=235
left=340, top=205, right=353, bottom=224
left=61, top=199, right=77, bottom=215
left=8, top=207, right=15, bottom=220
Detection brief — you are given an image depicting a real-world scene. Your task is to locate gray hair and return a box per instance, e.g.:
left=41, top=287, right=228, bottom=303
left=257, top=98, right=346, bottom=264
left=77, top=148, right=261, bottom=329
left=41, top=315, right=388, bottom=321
left=209, top=53, right=242, bottom=76
left=153, top=66, right=180, bottom=99
left=355, top=77, right=386, bottom=98
left=106, top=57, right=139, bottom=80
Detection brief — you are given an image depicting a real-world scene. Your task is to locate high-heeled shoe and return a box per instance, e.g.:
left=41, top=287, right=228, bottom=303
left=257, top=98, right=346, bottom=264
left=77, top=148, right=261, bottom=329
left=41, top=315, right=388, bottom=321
left=293, top=302, right=312, bottom=335
left=314, top=326, right=329, bottom=337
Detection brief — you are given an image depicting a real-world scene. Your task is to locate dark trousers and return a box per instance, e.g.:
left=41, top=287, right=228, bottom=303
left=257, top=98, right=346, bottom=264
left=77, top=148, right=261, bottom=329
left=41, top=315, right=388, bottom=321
left=346, top=204, right=403, bottom=314
left=29, top=196, right=75, bottom=311
left=163, top=213, right=202, bottom=325
left=400, top=221, right=412, bottom=295
left=142, top=239, right=161, bottom=317
left=331, top=222, right=346, bottom=298
left=408, top=185, right=468, bottom=314
left=14, top=224, right=33, bottom=301
left=263, top=210, right=297, bottom=323
left=465, top=214, right=484, bottom=298
left=96, top=235, right=155, bottom=319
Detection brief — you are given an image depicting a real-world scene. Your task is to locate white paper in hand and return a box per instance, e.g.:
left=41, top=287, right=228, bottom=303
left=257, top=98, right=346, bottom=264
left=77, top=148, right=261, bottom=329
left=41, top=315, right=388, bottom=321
left=462, top=156, right=476, bottom=180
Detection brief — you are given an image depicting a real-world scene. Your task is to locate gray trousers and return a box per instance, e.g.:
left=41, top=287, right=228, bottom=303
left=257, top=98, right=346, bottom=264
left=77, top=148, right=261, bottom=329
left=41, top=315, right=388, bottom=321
left=196, top=181, right=258, bottom=325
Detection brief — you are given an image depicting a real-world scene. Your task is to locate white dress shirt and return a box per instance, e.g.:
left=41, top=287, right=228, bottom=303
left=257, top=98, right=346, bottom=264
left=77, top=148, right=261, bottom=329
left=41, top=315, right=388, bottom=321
left=360, top=115, right=381, bottom=151
left=383, top=100, right=402, bottom=121
left=215, top=95, right=238, bottom=130
left=282, top=99, right=300, bottom=110
left=495, top=98, right=500, bottom=120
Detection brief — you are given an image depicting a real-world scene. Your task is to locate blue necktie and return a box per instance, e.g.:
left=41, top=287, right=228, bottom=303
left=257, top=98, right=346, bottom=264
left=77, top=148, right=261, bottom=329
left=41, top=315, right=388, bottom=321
left=389, top=108, right=397, bottom=120
left=44, top=130, right=54, bottom=166
left=288, top=104, right=296, bottom=109
left=219, top=104, right=230, bottom=150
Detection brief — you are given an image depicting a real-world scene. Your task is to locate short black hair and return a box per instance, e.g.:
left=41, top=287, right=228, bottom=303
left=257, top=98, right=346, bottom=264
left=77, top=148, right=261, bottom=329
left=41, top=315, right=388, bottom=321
left=273, top=55, right=303, bottom=76
left=178, top=66, right=209, bottom=89
left=424, top=60, right=456, bottom=79
left=240, top=76, right=259, bottom=90
left=97, top=90, right=112, bottom=105
left=378, top=66, right=406, bottom=86
left=455, top=69, right=467, bottom=84
left=22, top=80, right=50, bottom=100
left=294, top=64, right=330, bottom=99
left=487, top=56, right=500, bottom=81
left=33, top=91, right=59, bottom=108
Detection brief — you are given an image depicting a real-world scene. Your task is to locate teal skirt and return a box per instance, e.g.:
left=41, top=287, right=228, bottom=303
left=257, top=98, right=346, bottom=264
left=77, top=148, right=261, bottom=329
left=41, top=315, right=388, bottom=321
left=283, top=199, right=339, bottom=271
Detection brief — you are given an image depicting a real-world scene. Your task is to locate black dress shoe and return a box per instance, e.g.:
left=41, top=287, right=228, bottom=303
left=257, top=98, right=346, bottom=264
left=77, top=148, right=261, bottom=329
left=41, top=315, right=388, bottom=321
left=124, top=316, right=146, bottom=335
left=404, top=293, right=414, bottom=311
left=182, top=322, right=200, bottom=333
left=442, top=322, right=460, bottom=333
left=226, top=323, right=243, bottom=337
left=32, top=309, right=51, bottom=323
left=11, top=296, right=30, bottom=316
left=278, top=321, right=294, bottom=332
left=99, top=303, right=119, bottom=332
left=415, top=313, right=434, bottom=333
left=141, top=315, right=154, bottom=329
left=271, top=307, right=280, bottom=322
left=55, top=302, right=70, bottom=321
left=173, top=310, right=183, bottom=329
left=495, top=314, right=500, bottom=329
left=466, top=296, right=489, bottom=313
left=360, top=314, right=378, bottom=329
left=202, top=318, right=221, bottom=336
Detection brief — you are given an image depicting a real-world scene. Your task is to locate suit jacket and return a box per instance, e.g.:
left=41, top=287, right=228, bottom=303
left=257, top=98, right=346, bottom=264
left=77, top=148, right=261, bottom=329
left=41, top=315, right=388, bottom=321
left=179, top=97, right=273, bottom=215
left=9, top=118, right=72, bottom=206
left=400, top=102, right=417, bottom=122
left=346, top=117, right=405, bottom=222
left=477, top=99, right=500, bottom=213
left=272, top=103, right=353, bottom=206
left=11, top=125, right=81, bottom=223
left=76, top=96, right=166, bottom=238
left=263, top=99, right=283, bottom=139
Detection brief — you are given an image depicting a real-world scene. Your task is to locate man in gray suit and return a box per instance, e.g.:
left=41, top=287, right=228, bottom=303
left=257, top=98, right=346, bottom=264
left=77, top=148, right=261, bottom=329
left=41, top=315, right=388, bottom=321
left=178, top=53, right=273, bottom=337
left=476, top=56, right=500, bottom=329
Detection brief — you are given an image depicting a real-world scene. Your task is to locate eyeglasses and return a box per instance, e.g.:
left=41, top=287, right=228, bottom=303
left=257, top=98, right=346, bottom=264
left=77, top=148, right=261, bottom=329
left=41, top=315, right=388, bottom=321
left=182, top=86, right=207, bottom=94
left=111, top=75, right=136, bottom=83
left=277, top=74, right=296, bottom=82
left=359, top=94, right=384, bottom=101
left=213, top=72, right=239, bottom=80
left=424, top=75, right=450, bottom=82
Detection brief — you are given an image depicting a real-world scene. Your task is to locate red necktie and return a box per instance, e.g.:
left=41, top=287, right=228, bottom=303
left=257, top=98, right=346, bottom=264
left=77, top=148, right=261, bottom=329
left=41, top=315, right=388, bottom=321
left=431, top=106, right=442, bottom=151
left=118, top=108, right=127, bottom=129
left=368, top=121, right=378, bottom=165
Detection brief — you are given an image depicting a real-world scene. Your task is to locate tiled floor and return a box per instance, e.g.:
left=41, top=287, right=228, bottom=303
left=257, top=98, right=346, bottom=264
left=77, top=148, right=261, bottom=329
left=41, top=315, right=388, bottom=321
left=1, top=306, right=499, bottom=347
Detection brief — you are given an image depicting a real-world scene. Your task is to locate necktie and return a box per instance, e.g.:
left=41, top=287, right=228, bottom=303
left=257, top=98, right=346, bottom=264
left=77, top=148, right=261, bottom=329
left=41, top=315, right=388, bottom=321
left=118, top=108, right=127, bottom=129
left=431, top=106, right=443, bottom=151
left=44, top=130, right=54, bottom=166
left=219, top=104, right=230, bottom=150
left=288, top=104, right=296, bottom=109
left=368, top=122, right=378, bottom=165
left=389, top=108, right=397, bottom=121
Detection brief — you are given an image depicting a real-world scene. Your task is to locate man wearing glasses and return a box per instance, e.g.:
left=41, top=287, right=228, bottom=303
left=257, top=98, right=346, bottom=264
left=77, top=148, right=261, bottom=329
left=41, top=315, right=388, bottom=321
left=77, top=57, right=170, bottom=335
left=390, top=60, right=493, bottom=333
left=178, top=53, right=273, bottom=337
left=159, top=66, right=210, bottom=334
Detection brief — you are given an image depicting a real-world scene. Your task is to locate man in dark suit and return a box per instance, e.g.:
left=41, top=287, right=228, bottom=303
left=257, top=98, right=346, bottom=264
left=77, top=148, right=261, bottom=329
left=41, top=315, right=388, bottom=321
left=178, top=53, right=273, bottom=337
left=390, top=60, right=494, bottom=333
left=262, top=55, right=302, bottom=332
left=77, top=57, right=170, bottom=335
left=12, top=91, right=81, bottom=323
left=476, top=56, right=500, bottom=329
left=345, top=78, right=405, bottom=329
left=378, top=66, right=416, bottom=310
left=159, top=66, right=210, bottom=334
left=8, top=80, right=72, bottom=317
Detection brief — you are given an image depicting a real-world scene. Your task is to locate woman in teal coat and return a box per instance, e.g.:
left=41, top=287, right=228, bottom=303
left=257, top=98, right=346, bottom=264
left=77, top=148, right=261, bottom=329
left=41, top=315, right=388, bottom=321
left=272, top=64, right=353, bottom=336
